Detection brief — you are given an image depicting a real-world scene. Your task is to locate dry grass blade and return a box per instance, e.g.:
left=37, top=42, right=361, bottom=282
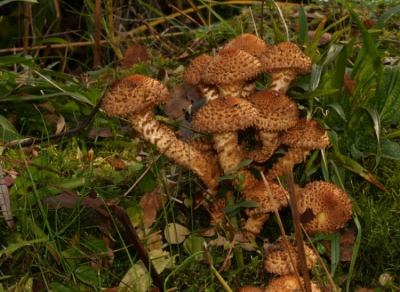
left=0, top=163, right=14, bottom=231
left=260, top=171, right=305, bottom=292
left=284, top=161, right=311, bottom=292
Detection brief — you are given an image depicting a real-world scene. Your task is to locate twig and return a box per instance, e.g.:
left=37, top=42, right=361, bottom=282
left=119, top=137, right=177, bottom=200
left=272, top=0, right=289, bottom=41
left=284, top=162, right=312, bottom=292
left=94, top=0, right=102, bottom=68
left=260, top=172, right=305, bottom=292
left=4, top=83, right=108, bottom=148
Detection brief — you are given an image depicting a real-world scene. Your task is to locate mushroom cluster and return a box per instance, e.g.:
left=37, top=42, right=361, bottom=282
left=101, top=33, right=354, bottom=291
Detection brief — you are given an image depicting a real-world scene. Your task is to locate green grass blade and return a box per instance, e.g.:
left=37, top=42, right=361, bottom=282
left=298, top=5, right=308, bottom=46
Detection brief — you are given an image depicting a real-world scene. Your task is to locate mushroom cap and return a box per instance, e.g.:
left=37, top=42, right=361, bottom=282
left=239, top=286, right=263, bottom=292
left=191, top=95, right=258, bottom=133
left=201, top=48, right=261, bottom=85
left=224, top=33, right=268, bottom=58
left=260, top=42, right=312, bottom=74
left=264, top=236, right=318, bottom=275
left=297, top=181, right=353, bottom=234
left=280, top=118, right=330, bottom=150
left=264, top=275, right=321, bottom=292
left=243, top=180, right=289, bottom=216
left=249, top=90, right=299, bottom=131
left=183, top=55, right=213, bottom=85
left=102, top=74, right=170, bottom=117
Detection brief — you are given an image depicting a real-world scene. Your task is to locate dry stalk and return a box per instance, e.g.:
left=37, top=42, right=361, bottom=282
left=260, top=171, right=305, bottom=292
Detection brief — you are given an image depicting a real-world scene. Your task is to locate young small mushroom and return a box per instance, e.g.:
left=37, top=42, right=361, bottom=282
left=102, top=74, right=219, bottom=191
left=183, top=55, right=219, bottom=102
left=297, top=181, right=353, bottom=234
left=264, top=274, right=321, bottom=292
left=266, top=118, right=329, bottom=181
left=201, top=47, right=262, bottom=98
left=192, top=95, right=259, bottom=191
left=260, top=42, right=312, bottom=93
left=264, top=235, right=318, bottom=275
left=245, top=90, right=299, bottom=163
left=242, top=180, right=289, bottom=239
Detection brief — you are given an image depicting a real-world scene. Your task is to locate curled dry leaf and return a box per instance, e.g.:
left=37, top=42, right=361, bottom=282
left=164, top=223, right=190, bottom=244
left=139, top=189, right=168, bottom=228
left=164, top=84, right=199, bottom=120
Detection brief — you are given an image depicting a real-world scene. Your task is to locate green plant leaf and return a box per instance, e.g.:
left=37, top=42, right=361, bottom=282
left=298, top=5, right=308, bottom=46
left=75, top=265, right=100, bottom=287
left=0, top=0, right=37, bottom=6
left=224, top=159, right=253, bottom=175
left=326, top=103, right=347, bottom=122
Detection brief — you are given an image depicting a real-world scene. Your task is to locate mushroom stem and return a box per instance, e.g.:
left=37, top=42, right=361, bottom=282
left=131, top=111, right=219, bottom=191
left=246, top=131, right=281, bottom=163
left=213, top=132, right=257, bottom=191
left=268, top=69, right=297, bottom=93
left=266, top=148, right=310, bottom=181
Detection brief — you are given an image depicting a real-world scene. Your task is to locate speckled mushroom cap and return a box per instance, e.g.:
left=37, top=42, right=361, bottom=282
left=102, top=74, right=170, bottom=117
left=280, top=118, right=330, bottom=150
left=224, top=33, right=268, bottom=58
left=191, top=95, right=258, bottom=133
left=249, top=90, right=299, bottom=131
left=183, top=55, right=213, bottom=85
left=264, top=275, right=321, bottom=292
left=260, top=42, right=312, bottom=74
left=243, top=180, right=289, bottom=216
left=297, top=181, right=353, bottom=234
left=264, top=236, right=318, bottom=275
left=239, top=286, right=263, bottom=292
left=201, top=48, right=262, bottom=86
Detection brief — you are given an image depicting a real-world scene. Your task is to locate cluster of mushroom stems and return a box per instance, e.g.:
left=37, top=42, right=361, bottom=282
left=102, top=33, right=353, bottom=291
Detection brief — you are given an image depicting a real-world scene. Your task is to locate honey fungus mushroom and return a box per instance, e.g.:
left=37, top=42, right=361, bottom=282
left=183, top=55, right=219, bottom=102
left=264, top=275, right=321, bottom=292
left=260, top=42, right=312, bottom=93
left=266, top=118, right=330, bottom=181
left=242, top=180, right=289, bottom=239
left=192, top=95, right=259, bottom=191
left=201, top=47, right=262, bottom=98
left=264, top=236, right=318, bottom=275
left=224, top=34, right=268, bottom=98
left=102, top=74, right=219, bottom=191
left=245, top=90, right=299, bottom=163
left=297, top=181, right=353, bottom=234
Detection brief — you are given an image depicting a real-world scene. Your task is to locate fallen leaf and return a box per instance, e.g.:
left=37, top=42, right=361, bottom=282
left=55, top=114, right=65, bottom=134
left=164, top=84, right=199, bottom=120
left=139, top=189, right=168, bottom=228
left=344, top=74, right=356, bottom=95
left=123, top=43, right=149, bottom=69
left=164, top=223, right=190, bottom=244
left=308, top=31, right=332, bottom=46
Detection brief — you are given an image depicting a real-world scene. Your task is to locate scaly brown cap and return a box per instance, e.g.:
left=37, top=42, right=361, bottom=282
left=280, top=118, right=330, bottom=150
left=183, top=55, right=213, bottom=85
left=192, top=96, right=258, bottom=133
left=260, top=42, right=312, bottom=75
left=249, top=90, right=299, bottom=131
left=201, top=48, right=261, bottom=96
left=297, top=181, right=353, bottom=234
left=243, top=180, right=289, bottom=217
left=239, top=286, right=263, bottom=292
left=264, top=275, right=321, bottom=292
left=102, top=74, right=170, bottom=117
left=264, top=236, right=318, bottom=275
left=224, top=33, right=268, bottom=58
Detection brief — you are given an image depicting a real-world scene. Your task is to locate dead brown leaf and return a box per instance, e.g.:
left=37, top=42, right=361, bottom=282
left=322, top=228, right=356, bottom=262
left=344, top=74, right=356, bottom=95
left=123, top=43, right=149, bottom=69
left=139, top=189, right=168, bottom=228
left=308, top=31, right=332, bottom=46
left=164, top=84, right=199, bottom=120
